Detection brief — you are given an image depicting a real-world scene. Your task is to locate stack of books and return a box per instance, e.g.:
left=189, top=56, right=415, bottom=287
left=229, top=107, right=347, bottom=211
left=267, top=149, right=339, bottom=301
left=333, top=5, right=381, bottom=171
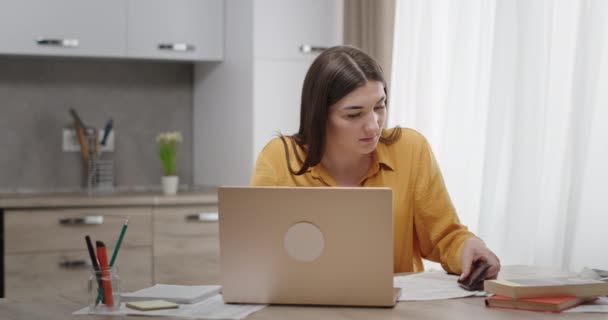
left=484, top=277, right=608, bottom=312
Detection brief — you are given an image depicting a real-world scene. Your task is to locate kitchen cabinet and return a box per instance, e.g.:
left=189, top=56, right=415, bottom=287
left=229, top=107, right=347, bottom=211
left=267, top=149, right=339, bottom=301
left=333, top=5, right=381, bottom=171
left=4, top=207, right=153, bottom=300
left=193, top=0, right=343, bottom=185
left=6, top=248, right=152, bottom=302
left=153, top=206, right=220, bottom=285
left=2, top=195, right=219, bottom=302
left=0, top=0, right=126, bottom=58
left=127, top=0, right=223, bottom=61
left=254, top=0, right=343, bottom=60
left=0, top=0, right=224, bottom=61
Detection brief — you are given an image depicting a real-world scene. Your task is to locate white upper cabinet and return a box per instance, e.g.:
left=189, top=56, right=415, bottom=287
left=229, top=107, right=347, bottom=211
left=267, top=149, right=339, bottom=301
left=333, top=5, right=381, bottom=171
left=127, top=0, right=224, bottom=61
left=0, top=0, right=223, bottom=61
left=0, top=0, right=126, bottom=58
left=254, top=0, right=343, bottom=60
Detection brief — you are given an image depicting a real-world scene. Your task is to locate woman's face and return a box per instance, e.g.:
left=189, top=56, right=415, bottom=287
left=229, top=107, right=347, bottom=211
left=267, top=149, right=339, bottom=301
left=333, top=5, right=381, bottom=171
left=325, top=81, right=387, bottom=156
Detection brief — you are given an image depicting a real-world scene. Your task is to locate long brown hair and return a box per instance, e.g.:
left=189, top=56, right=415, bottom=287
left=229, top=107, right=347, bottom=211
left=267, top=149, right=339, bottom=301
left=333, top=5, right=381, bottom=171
left=281, top=45, right=401, bottom=175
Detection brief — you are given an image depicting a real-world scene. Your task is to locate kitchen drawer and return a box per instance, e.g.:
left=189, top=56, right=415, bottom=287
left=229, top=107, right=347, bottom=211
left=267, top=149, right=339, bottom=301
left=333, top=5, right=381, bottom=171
left=5, top=208, right=152, bottom=253
left=5, top=247, right=152, bottom=301
left=153, top=206, right=220, bottom=285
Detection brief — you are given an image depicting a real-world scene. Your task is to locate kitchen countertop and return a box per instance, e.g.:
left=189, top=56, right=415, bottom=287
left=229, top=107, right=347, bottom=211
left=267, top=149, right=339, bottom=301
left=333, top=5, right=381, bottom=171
left=0, top=185, right=218, bottom=209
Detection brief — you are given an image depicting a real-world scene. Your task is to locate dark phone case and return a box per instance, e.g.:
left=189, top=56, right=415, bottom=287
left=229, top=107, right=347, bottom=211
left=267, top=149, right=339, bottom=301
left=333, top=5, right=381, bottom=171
left=458, top=261, right=491, bottom=291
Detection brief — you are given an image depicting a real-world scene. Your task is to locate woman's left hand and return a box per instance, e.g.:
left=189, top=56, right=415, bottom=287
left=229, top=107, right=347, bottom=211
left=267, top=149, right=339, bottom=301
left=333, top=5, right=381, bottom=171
left=460, top=237, right=501, bottom=280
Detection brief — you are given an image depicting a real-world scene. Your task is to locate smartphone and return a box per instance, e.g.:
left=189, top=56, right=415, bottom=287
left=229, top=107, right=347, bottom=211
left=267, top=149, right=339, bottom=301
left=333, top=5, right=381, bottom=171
left=457, top=260, right=491, bottom=291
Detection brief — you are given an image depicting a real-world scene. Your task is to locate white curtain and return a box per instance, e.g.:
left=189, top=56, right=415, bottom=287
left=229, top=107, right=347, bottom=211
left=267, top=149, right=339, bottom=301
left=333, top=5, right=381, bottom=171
left=390, top=0, right=608, bottom=271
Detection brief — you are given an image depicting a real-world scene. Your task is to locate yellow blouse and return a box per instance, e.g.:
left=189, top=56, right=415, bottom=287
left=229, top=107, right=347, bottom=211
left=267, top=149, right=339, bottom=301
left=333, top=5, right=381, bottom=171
left=250, top=128, right=475, bottom=274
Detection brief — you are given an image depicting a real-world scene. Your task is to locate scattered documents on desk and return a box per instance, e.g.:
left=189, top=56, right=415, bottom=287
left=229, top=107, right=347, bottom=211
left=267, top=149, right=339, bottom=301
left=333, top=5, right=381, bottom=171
left=564, top=297, right=608, bottom=313
left=393, top=270, right=487, bottom=301
left=74, top=293, right=266, bottom=319
left=121, top=284, right=221, bottom=304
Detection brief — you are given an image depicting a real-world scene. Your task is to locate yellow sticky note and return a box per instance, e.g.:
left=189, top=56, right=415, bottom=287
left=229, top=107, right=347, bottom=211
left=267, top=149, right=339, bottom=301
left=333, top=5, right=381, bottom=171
left=126, top=300, right=179, bottom=311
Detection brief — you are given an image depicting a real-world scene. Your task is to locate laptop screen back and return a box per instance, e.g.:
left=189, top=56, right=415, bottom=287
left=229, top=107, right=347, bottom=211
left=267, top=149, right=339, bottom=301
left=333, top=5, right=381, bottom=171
left=219, top=186, right=396, bottom=306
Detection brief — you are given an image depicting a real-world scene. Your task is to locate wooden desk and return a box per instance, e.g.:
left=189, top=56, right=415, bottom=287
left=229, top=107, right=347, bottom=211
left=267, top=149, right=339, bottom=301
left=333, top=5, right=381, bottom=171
left=0, top=266, right=605, bottom=320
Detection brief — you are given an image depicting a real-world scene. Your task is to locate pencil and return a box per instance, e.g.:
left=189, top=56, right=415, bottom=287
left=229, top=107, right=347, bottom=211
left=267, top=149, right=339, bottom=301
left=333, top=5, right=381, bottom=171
left=110, top=219, right=129, bottom=267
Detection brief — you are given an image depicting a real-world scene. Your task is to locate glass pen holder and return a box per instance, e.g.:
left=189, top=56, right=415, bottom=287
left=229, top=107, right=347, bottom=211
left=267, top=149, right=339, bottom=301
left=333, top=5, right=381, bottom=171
left=88, top=266, right=121, bottom=312
left=83, top=132, right=114, bottom=192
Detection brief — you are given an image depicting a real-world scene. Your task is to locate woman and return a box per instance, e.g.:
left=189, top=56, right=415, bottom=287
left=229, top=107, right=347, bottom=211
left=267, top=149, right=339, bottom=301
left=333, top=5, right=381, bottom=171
left=250, top=45, right=500, bottom=280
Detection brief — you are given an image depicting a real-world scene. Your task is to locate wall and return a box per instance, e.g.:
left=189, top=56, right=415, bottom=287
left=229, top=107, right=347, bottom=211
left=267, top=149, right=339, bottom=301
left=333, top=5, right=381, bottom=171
left=193, top=0, right=343, bottom=186
left=194, top=0, right=254, bottom=186
left=0, top=56, right=193, bottom=190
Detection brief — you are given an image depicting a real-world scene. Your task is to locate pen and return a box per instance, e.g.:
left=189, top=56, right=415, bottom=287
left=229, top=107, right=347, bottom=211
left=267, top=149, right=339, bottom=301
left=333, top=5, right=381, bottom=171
left=85, top=235, right=104, bottom=304
left=85, top=235, right=100, bottom=271
left=96, top=241, right=114, bottom=307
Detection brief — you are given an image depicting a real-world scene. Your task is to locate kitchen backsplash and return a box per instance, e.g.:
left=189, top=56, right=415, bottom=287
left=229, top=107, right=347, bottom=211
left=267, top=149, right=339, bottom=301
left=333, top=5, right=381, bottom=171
left=0, top=55, right=193, bottom=190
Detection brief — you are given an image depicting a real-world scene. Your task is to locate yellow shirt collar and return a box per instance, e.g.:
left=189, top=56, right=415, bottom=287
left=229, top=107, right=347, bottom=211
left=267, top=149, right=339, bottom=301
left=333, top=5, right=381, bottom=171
left=309, top=142, right=395, bottom=186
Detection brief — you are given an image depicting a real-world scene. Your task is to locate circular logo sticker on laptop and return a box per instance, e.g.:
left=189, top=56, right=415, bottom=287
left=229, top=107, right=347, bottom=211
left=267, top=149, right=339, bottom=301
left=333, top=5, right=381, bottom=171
left=283, top=222, right=325, bottom=262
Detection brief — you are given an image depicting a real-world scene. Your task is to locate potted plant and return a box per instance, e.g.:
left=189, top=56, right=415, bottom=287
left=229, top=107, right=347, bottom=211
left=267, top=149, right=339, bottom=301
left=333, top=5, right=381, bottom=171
left=157, top=131, right=182, bottom=195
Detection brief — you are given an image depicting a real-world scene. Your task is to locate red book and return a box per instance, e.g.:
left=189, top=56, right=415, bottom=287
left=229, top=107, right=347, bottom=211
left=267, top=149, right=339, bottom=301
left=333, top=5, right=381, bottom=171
left=485, top=295, right=597, bottom=312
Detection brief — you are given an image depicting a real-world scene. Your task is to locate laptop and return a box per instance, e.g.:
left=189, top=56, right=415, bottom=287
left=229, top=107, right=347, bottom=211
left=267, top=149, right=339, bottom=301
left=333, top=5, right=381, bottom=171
left=218, top=186, right=401, bottom=307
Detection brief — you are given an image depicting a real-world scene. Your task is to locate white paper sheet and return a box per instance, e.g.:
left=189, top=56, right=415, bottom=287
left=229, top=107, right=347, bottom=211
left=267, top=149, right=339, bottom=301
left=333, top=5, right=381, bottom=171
left=120, top=284, right=221, bottom=304
left=565, top=297, right=608, bottom=313
left=394, top=271, right=487, bottom=301
left=73, top=294, right=267, bottom=319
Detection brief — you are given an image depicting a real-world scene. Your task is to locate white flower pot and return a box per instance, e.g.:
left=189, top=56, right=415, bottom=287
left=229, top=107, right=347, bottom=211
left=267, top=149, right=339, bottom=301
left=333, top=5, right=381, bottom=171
left=161, top=175, right=179, bottom=195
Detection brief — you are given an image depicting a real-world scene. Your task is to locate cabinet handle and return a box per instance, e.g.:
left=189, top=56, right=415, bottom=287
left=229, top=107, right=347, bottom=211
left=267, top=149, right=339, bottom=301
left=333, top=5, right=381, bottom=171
left=158, top=43, right=195, bottom=52
left=59, top=215, right=104, bottom=225
left=299, top=45, right=328, bottom=54
left=36, top=38, right=79, bottom=48
left=59, top=259, right=88, bottom=269
left=185, top=212, right=218, bottom=223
